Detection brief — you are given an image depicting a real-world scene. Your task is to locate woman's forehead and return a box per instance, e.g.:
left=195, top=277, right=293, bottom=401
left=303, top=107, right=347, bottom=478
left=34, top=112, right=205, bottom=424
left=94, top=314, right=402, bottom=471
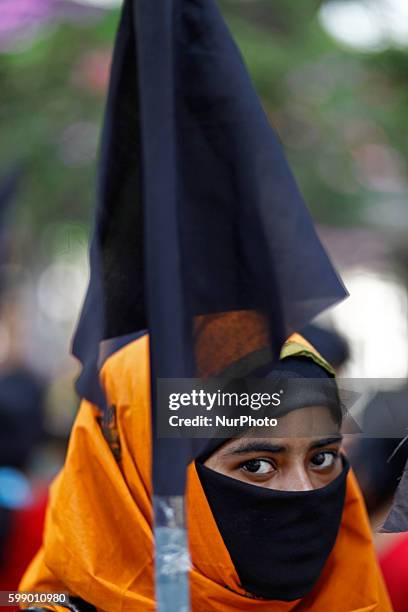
left=269, top=405, right=340, bottom=436
left=214, top=407, right=342, bottom=456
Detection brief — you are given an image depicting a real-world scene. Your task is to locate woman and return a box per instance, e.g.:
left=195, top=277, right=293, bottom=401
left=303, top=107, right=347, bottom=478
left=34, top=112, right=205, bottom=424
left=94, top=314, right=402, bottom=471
left=20, top=332, right=391, bottom=611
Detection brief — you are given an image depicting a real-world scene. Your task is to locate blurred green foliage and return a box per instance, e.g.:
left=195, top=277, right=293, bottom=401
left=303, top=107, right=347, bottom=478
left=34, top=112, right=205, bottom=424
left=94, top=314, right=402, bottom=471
left=0, top=1, right=407, bottom=267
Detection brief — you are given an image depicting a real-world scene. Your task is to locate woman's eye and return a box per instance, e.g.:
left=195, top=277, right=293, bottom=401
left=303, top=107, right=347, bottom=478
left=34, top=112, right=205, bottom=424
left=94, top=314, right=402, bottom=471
left=241, top=459, right=274, bottom=475
left=310, top=451, right=337, bottom=469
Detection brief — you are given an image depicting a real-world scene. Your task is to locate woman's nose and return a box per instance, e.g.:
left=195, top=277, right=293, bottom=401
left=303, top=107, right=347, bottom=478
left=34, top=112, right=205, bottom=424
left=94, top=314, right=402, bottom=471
left=284, top=463, right=314, bottom=492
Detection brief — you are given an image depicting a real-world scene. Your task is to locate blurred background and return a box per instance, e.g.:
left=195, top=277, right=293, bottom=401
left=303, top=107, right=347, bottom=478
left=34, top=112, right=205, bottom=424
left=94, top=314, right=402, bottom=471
left=0, top=0, right=407, bottom=604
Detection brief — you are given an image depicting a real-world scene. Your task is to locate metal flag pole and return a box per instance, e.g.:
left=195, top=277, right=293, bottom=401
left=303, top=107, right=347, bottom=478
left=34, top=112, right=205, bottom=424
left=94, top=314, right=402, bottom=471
left=133, top=0, right=192, bottom=608
left=153, top=496, right=191, bottom=612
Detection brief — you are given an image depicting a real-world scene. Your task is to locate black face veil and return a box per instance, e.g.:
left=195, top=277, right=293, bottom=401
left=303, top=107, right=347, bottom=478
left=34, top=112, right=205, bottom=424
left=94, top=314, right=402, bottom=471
left=71, top=0, right=347, bottom=496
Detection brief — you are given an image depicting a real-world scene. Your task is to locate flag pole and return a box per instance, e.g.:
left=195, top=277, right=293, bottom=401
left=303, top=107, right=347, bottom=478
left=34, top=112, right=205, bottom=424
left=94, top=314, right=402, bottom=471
left=134, top=0, right=192, bottom=608
left=154, top=496, right=191, bottom=611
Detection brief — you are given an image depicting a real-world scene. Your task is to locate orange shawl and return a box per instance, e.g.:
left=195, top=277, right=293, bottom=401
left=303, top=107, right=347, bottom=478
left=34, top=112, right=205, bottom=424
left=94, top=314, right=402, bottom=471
left=20, top=334, right=392, bottom=611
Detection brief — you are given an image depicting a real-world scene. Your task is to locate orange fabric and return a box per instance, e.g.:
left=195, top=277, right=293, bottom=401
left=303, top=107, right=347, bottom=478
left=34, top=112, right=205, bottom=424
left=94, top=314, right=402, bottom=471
left=20, top=335, right=392, bottom=611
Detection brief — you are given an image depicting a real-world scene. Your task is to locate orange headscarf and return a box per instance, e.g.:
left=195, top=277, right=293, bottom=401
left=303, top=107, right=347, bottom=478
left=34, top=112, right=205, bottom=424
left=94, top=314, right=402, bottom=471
left=20, top=334, right=392, bottom=611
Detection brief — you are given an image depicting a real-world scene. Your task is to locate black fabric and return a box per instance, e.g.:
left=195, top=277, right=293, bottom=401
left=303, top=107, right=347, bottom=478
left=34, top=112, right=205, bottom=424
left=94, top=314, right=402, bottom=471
left=348, top=392, right=408, bottom=529
left=349, top=437, right=408, bottom=515
left=300, top=325, right=350, bottom=369
left=72, top=0, right=346, bottom=495
left=382, top=461, right=408, bottom=533
left=197, top=357, right=342, bottom=463
left=258, top=356, right=341, bottom=421
left=196, top=457, right=349, bottom=601
left=24, top=598, right=96, bottom=612
left=64, top=598, right=97, bottom=612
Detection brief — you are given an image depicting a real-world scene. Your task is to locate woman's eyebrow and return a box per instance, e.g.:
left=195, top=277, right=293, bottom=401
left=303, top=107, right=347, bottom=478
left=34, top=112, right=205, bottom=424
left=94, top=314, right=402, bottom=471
left=222, top=441, right=287, bottom=455
left=309, top=435, right=343, bottom=450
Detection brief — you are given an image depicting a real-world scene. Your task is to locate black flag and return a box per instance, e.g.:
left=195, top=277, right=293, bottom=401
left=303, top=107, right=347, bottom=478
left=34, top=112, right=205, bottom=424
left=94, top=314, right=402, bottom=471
left=72, top=0, right=347, bottom=496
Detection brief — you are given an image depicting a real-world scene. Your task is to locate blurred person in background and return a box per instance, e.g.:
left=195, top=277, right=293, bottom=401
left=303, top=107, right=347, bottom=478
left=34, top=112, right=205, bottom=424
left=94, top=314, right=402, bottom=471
left=0, top=364, right=47, bottom=591
left=348, top=407, right=408, bottom=612
left=0, top=166, right=49, bottom=590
